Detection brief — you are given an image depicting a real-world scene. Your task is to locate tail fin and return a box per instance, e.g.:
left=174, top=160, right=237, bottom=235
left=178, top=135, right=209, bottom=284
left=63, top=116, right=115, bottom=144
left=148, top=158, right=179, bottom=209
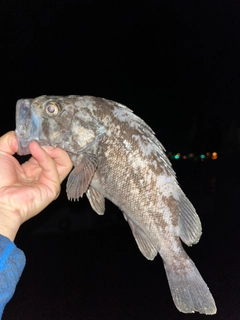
left=163, top=256, right=217, bottom=314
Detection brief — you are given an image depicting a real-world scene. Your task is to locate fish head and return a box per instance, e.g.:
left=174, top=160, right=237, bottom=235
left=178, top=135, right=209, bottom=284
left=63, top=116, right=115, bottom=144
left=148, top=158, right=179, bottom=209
left=15, top=95, right=105, bottom=156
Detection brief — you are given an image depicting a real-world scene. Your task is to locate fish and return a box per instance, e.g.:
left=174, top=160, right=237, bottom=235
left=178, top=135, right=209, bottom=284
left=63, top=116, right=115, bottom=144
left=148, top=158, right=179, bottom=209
left=15, top=95, right=217, bottom=314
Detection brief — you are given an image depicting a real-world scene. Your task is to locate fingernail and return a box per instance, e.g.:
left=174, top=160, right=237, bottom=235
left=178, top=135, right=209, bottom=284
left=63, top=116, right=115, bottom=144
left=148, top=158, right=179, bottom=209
left=42, top=146, right=54, bottom=151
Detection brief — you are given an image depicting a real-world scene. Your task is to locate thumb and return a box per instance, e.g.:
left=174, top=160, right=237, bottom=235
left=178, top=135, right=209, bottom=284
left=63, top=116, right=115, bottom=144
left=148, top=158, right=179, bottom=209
left=0, top=131, right=18, bottom=155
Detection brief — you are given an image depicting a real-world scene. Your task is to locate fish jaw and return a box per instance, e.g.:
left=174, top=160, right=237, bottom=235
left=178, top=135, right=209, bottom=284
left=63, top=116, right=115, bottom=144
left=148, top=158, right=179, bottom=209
left=16, top=136, right=31, bottom=155
left=15, top=99, right=41, bottom=155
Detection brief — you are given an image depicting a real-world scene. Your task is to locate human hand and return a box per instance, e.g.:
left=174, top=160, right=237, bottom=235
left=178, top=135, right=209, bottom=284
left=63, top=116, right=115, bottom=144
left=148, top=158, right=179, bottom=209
left=0, top=131, right=73, bottom=241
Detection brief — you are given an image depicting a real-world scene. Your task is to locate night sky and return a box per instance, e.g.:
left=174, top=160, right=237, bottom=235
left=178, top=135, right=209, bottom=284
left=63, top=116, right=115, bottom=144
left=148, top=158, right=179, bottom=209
left=1, top=0, right=240, bottom=153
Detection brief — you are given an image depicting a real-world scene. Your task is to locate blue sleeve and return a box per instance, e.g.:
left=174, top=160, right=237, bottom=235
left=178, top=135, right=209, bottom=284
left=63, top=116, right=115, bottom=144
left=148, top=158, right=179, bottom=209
left=0, top=235, right=26, bottom=319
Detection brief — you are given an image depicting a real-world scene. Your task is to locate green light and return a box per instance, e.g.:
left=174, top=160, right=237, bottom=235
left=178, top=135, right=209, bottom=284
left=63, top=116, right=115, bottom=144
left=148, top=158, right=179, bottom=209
left=200, top=154, right=205, bottom=159
left=174, top=153, right=180, bottom=159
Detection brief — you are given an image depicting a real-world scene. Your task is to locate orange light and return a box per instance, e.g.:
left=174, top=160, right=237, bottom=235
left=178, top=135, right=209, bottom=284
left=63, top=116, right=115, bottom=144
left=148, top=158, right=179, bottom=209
left=212, top=152, right=218, bottom=160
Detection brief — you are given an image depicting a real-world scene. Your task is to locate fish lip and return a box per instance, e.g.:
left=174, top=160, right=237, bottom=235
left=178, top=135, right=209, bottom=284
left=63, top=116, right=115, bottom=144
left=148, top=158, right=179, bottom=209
left=15, top=134, right=52, bottom=156
left=15, top=135, right=32, bottom=155
left=15, top=132, right=55, bottom=156
left=15, top=98, right=41, bottom=155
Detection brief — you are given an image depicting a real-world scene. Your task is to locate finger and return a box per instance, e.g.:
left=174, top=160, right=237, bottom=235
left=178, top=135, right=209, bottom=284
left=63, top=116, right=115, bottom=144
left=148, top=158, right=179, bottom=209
left=42, top=147, right=73, bottom=183
left=29, top=141, right=60, bottom=187
left=0, top=131, right=18, bottom=155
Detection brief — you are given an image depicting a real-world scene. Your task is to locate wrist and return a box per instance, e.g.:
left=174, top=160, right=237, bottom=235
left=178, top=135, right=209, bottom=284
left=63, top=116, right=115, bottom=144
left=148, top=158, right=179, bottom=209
left=0, top=204, right=22, bottom=241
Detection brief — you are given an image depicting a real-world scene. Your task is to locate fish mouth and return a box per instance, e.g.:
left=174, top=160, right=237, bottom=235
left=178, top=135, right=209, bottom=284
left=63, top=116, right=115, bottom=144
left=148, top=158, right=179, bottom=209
left=16, top=136, right=31, bottom=155
left=15, top=136, right=42, bottom=155
left=15, top=98, right=41, bottom=155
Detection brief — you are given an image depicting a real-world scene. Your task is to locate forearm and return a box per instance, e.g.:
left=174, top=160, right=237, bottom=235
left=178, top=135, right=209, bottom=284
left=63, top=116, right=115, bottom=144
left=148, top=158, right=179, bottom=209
left=0, top=207, right=24, bottom=318
left=0, top=206, right=22, bottom=241
left=0, top=235, right=26, bottom=319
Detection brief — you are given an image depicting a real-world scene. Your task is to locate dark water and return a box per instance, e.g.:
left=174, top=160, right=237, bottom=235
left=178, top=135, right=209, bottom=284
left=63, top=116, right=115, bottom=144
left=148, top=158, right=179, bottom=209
left=3, top=158, right=240, bottom=320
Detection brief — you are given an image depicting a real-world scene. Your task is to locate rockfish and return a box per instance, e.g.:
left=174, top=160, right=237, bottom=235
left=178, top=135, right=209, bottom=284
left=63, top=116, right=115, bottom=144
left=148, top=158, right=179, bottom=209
left=15, top=95, right=216, bottom=314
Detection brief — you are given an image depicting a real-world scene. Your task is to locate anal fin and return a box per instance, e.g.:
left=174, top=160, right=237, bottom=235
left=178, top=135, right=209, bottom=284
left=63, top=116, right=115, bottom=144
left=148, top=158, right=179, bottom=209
left=127, top=217, right=157, bottom=260
left=86, top=186, right=105, bottom=215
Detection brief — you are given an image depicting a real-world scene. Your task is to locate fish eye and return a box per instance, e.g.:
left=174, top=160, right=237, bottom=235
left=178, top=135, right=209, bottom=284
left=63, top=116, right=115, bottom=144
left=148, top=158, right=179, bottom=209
left=45, top=102, right=60, bottom=116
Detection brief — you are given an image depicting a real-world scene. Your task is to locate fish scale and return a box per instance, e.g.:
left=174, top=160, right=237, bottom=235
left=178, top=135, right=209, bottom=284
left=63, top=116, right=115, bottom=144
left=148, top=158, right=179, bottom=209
left=15, top=95, right=216, bottom=314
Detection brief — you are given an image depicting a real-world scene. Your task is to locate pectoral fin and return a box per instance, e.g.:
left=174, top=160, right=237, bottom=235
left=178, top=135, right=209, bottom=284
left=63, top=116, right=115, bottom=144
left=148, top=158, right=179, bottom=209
left=86, top=186, right=105, bottom=215
left=127, top=216, right=158, bottom=260
left=66, top=153, right=98, bottom=200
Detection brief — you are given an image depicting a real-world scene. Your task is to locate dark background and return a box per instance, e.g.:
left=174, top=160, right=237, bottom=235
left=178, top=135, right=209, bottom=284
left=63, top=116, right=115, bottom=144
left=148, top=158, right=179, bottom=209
left=1, top=1, right=240, bottom=319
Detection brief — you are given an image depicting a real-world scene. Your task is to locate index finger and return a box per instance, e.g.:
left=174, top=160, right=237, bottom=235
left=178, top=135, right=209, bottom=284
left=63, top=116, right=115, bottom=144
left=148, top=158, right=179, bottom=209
left=0, top=131, right=18, bottom=155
